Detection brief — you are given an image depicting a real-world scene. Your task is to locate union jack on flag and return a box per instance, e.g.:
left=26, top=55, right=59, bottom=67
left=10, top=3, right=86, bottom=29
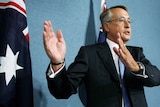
left=0, top=0, right=33, bottom=107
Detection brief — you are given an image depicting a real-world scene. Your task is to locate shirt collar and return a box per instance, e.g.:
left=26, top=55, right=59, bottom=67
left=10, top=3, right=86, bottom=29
left=106, top=38, right=119, bottom=58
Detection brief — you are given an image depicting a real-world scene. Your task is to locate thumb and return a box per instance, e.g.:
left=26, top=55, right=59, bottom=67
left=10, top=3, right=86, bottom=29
left=57, top=30, right=64, bottom=42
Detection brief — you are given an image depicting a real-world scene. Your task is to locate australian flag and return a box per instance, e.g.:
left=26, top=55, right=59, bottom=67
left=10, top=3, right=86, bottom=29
left=0, top=0, right=33, bottom=107
left=97, top=0, right=107, bottom=43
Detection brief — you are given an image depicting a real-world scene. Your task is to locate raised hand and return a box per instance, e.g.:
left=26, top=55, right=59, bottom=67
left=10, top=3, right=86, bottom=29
left=113, top=33, right=140, bottom=72
left=43, top=21, right=66, bottom=65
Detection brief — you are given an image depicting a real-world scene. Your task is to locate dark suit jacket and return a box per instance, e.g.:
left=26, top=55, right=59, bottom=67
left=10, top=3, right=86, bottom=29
left=46, top=42, right=160, bottom=107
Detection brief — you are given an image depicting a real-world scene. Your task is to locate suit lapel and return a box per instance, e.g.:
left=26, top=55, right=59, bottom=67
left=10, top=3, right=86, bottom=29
left=96, top=42, right=119, bottom=82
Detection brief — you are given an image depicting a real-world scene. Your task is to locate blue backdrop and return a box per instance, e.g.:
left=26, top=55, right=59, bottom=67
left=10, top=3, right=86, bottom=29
left=26, top=0, right=160, bottom=107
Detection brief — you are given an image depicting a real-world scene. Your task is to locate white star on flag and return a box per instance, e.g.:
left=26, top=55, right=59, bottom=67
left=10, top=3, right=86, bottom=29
left=0, top=44, right=23, bottom=85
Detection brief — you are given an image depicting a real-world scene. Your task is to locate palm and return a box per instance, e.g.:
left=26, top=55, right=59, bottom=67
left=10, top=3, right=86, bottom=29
left=43, top=21, right=66, bottom=63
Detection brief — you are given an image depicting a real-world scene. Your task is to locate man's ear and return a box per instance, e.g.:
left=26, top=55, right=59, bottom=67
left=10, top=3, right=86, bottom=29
left=104, top=22, right=110, bottom=32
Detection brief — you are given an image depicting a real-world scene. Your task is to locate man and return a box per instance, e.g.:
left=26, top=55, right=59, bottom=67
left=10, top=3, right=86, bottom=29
left=43, top=5, right=160, bottom=107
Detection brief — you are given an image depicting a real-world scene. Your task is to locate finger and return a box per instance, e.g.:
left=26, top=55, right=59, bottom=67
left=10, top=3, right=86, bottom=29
left=114, top=33, right=125, bottom=59
left=119, top=48, right=125, bottom=60
left=44, top=21, right=56, bottom=38
left=43, top=31, right=48, bottom=49
left=43, top=21, right=48, bottom=32
left=43, top=31, right=49, bottom=43
left=113, top=47, right=120, bottom=57
left=48, top=21, right=56, bottom=38
left=44, top=21, right=51, bottom=36
left=48, top=21, right=54, bottom=34
left=43, top=22, right=50, bottom=41
left=43, top=21, right=52, bottom=43
left=57, top=30, right=65, bottom=42
left=117, top=33, right=126, bottom=53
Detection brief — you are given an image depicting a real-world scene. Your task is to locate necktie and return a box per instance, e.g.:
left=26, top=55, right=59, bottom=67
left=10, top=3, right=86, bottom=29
left=119, top=59, right=131, bottom=107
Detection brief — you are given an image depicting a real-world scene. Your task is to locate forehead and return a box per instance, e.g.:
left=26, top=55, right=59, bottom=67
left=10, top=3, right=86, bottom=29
left=111, top=8, right=129, bottom=18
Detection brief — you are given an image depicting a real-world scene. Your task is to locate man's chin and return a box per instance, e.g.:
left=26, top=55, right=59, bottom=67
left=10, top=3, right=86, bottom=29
left=123, top=38, right=130, bottom=43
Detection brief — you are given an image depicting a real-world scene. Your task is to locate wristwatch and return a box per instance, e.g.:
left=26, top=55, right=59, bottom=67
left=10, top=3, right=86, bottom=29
left=138, top=62, right=144, bottom=70
left=137, top=62, right=145, bottom=74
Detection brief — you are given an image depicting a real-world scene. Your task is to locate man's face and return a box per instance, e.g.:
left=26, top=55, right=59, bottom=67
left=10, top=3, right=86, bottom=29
left=104, top=8, right=132, bottom=44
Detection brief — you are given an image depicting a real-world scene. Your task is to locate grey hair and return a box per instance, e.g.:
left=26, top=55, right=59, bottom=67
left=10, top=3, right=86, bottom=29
left=100, top=5, right=128, bottom=36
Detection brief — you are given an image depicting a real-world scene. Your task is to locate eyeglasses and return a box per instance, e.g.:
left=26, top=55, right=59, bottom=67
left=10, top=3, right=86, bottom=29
left=107, top=17, right=132, bottom=24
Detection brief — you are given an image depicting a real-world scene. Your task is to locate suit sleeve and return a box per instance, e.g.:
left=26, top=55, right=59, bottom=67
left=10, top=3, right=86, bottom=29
left=133, top=47, right=160, bottom=87
left=46, top=46, right=88, bottom=99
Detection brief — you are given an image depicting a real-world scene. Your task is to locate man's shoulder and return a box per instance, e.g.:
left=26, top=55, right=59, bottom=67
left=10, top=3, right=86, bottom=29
left=81, top=42, right=107, bottom=50
left=80, top=42, right=106, bottom=52
left=127, top=45, right=143, bottom=49
left=127, top=45, right=143, bottom=53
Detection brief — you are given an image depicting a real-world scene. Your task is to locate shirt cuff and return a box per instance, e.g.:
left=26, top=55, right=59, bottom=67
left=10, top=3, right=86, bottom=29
left=132, top=62, right=148, bottom=78
left=47, top=62, right=65, bottom=78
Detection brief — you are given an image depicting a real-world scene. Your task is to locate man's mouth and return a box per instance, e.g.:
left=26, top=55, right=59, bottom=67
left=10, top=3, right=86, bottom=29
left=124, top=31, right=130, bottom=35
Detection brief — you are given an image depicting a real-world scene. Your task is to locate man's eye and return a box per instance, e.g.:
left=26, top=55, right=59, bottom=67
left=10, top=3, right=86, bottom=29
left=119, top=18, right=125, bottom=22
